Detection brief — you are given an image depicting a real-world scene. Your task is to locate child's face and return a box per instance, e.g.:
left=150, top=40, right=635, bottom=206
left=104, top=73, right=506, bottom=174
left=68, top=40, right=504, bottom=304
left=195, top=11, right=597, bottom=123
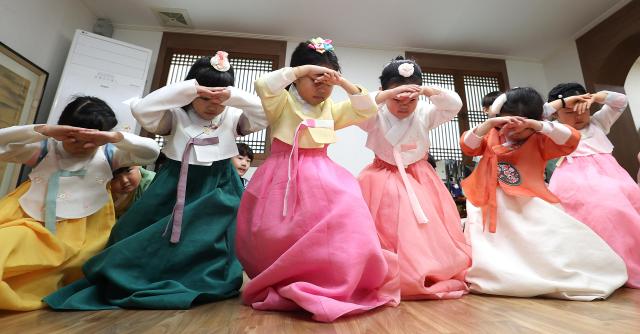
left=110, top=166, right=142, bottom=194
left=503, top=127, right=536, bottom=142
left=231, top=155, right=251, bottom=176
left=192, top=97, right=226, bottom=120
left=62, top=141, right=99, bottom=157
left=294, top=66, right=335, bottom=106
left=385, top=84, right=419, bottom=119
left=556, top=107, right=590, bottom=130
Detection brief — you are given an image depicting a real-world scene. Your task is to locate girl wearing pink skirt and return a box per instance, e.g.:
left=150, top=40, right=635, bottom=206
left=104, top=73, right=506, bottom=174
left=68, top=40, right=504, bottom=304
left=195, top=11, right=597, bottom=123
left=235, top=38, right=398, bottom=322
left=545, top=83, right=640, bottom=288
left=358, top=57, right=471, bottom=300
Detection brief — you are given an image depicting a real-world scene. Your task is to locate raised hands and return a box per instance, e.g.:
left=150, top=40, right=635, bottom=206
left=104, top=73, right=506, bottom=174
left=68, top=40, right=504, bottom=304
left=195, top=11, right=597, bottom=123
left=375, top=84, right=422, bottom=104
left=35, top=125, right=123, bottom=148
left=72, top=129, right=124, bottom=147
left=474, top=116, right=541, bottom=137
left=314, top=71, right=342, bottom=86
left=196, top=86, right=231, bottom=104
left=294, top=65, right=338, bottom=82
left=563, top=94, right=592, bottom=114
left=294, top=65, right=361, bottom=95
left=498, top=116, right=542, bottom=134
left=552, top=92, right=609, bottom=115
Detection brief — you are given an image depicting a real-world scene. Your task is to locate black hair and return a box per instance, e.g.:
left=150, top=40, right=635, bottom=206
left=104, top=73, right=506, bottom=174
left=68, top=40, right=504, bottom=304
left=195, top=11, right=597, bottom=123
left=185, top=56, right=235, bottom=87
left=237, top=142, right=254, bottom=161
left=112, top=166, right=133, bottom=176
left=58, top=96, right=117, bottom=130
left=482, top=91, right=503, bottom=108
left=499, top=87, right=544, bottom=120
left=379, top=56, right=422, bottom=90
left=547, top=83, right=587, bottom=102
left=290, top=40, right=341, bottom=71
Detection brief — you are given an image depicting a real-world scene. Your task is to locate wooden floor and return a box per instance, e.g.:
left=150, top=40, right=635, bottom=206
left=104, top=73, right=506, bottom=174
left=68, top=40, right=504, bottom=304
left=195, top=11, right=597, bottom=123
left=2, top=288, right=639, bottom=333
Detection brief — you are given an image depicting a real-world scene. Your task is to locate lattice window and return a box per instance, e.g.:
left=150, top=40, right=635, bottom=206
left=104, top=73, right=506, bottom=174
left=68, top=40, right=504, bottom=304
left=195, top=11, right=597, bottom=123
left=422, top=72, right=462, bottom=161
left=463, top=75, right=501, bottom=129
left=154, top=53, right=274, bottom=155
left=421, top=72, right=502, bottom=161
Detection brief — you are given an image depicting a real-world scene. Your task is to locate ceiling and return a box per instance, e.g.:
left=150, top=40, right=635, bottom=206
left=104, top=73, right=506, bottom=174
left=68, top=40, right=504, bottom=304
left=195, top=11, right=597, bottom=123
left=80, top=0, right=629, bottom=61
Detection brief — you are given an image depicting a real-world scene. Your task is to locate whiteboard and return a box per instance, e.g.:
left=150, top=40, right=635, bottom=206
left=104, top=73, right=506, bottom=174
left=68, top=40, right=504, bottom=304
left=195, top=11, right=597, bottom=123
left=47, top=30, right=152, bottom=134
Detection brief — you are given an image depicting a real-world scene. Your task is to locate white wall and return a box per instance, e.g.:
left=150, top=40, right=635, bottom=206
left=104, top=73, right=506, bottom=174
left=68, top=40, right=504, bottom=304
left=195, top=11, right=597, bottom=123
left=624, top=57, right=640, bottom=132
left=542, top=43, right=586, bottom=98
left=505, top=59, right=549, bottom=97
left=0, top=0, right=96, bottom=123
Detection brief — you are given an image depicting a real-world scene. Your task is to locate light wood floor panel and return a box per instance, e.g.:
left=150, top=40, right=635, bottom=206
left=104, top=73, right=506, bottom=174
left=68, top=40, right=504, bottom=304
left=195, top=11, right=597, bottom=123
left=2, top=289, right=639, bottom=333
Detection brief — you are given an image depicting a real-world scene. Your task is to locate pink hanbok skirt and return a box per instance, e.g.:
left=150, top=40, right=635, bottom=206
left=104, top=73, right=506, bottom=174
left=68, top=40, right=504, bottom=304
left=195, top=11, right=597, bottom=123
left=236, top=139, right=398, bottom=322
left=358, top=158, right=471, bottom=300
left=549, top=153, right=640, bottom=288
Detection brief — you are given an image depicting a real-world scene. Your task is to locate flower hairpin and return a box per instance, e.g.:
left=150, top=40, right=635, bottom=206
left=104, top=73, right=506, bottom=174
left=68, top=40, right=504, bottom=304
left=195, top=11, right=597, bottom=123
left=308, top=37, right=334, bottom=54
left=398, top=63, right=415, bottom=77
left=211, top=51, right=230, bottom=72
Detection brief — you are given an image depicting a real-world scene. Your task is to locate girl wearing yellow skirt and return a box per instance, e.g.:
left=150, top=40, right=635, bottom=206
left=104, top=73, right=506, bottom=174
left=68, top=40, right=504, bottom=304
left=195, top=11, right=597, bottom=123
left=0, top=96, right=159, bottom=310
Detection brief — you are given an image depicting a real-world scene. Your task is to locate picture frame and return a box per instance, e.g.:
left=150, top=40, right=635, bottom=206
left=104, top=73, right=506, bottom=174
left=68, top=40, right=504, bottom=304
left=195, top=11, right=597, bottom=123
left=0, top=41, right=48, bottom=197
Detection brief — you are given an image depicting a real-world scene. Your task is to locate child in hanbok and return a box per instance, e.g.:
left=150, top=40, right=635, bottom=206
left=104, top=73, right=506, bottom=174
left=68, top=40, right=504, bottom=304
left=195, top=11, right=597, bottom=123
left=462, top=87, right=627, bottom=300
left=545, top=83, right=640, bottom=288
left=357, top=56, right=471, bottom=300
left=236, top=38, right=398, bottom=322
left=0, top=96, right=159, bottom=310
left=45, top=51, right=267, bottom=310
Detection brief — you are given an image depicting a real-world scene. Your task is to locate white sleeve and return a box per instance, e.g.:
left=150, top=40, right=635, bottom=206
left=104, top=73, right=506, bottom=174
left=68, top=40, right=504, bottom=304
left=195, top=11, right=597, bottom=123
left=421, top=88, right=463, bottom=130
left=591, top=91, right=628, bottom=134
left=0, top=124, right=47, bottom=165
left=542, top=103, right=558, bottom=120
left=223, top=87, right=268, bottom=136
left=128, top=79, right=198, bottom=135
left=262, top=67, right=297, bottom=94
left=539, top=121, right=573, bottom=145
left=463, top=128, right=484, bottom=149
left=110, top=132, right=160, bottom=170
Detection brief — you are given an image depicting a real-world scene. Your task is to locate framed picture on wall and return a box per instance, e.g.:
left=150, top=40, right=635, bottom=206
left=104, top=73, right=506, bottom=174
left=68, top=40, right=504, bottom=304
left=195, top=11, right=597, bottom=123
left=0, top=41, right=48, bottom=197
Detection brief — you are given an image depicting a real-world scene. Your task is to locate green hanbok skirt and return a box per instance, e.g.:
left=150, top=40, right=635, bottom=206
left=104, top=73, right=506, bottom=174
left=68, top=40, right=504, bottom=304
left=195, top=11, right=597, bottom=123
left=44, top=158, right=244, bottom=310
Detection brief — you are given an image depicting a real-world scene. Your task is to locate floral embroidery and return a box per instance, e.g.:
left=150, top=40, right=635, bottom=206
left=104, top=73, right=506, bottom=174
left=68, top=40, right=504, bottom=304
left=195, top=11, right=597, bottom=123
left=497, top=162, right=521, bottom=186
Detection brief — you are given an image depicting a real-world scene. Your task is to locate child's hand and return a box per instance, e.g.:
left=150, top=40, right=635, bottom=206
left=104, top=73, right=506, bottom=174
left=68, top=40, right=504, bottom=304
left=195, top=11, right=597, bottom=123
left=579, top=91, right=608, bottom=113
left=500, top=117, right=542, bottom=134
left=196, top=86, right=230, bottom=104
left=35, top=125, right=82, bottom=142
left=420, top=86, right=441, bottom=97
left=565, top=94, right=592, bottom=115
left=294, top=65, right=337, bottom=80
left=314, top=71, right=343, bottom=86
left=207, top=87, right=231, bottom=104
left=73, top=129, right=124, bottom=148
left=474, top=116, right=526, bottom=137
left=375, top=84, right=421, bottom=104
